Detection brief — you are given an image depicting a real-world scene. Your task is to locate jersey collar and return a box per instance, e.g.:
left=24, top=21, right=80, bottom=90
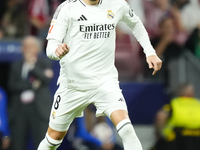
left=79, top=0, right=103, bottom=7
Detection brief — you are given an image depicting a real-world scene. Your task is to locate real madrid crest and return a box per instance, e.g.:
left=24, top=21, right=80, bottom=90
left=52, top=111, right=56, bottom=119
left=107, top=10, right=114, bottom=20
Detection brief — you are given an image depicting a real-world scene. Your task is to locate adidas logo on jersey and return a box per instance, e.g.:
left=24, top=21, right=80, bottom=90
left=78, top=15, right=87, bottom=21
left=118, top=98, right=124, bottom=102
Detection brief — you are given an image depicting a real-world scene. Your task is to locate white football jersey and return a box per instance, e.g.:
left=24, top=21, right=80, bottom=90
left=47, top=0, right=156, bottom=90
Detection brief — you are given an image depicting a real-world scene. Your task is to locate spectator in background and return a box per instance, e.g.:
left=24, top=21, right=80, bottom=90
left=145, top=15, right=183, bottom=85
left=151, top=16, right=183, bottom=61
left=0, top=87, right=10, bottom=150
left=1, top=0, right=27, bottom=38
left=144, top=0, right=188, bottom=45
left=7, top=36, right=53, bottom=150
left=27, top=0, right=51, bottom=40
left=144, top=0, right=171, bottom=39
left=151, top=83, right=200, bottom=150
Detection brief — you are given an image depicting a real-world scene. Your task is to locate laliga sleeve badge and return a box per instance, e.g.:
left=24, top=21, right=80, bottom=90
left=129, top=7, right=134, bottom=17
left=52, top=111, right=56, bottom=119
left=107, top=10, right=114, bottom=20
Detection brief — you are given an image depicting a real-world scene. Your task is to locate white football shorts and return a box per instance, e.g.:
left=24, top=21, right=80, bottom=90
left=49, top=78, right=128, bottom=132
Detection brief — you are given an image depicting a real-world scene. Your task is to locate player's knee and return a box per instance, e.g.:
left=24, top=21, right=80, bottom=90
left=46, top=133, right=63, bottom=146
left=47, top=127, right=67, bottom=140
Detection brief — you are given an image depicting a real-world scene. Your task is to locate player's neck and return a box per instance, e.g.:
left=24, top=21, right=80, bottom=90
left=82, top=0, right=100, bottom=5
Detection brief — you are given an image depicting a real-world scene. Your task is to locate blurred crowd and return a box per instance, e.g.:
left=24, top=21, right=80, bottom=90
left=0, top=0, right=200, bottom=150
left=0, top=0, right=63, bottom=39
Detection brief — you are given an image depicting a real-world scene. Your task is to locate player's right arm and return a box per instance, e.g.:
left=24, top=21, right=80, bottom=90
left=46, top=2, right=70, bottom=60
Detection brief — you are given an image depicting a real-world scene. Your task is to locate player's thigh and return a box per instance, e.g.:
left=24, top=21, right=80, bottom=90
left=47, top=126, right=67, bottom=140
left=49, top=85, right=91, bottom=132
left=93, top=80, right=128, bottom=120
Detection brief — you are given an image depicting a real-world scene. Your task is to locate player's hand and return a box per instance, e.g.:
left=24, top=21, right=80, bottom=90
left=55, top=43, right=69, bottom=58
left=146, top=55, right=162, bottom=75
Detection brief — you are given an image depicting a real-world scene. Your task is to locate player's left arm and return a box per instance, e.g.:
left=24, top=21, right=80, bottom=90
left=120, top=0, right=162, bottom=75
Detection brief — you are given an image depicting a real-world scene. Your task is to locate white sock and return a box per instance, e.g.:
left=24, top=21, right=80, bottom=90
left=116, top=119, right=143, bottom=150
left=37, top=133, right=63, bottom=150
